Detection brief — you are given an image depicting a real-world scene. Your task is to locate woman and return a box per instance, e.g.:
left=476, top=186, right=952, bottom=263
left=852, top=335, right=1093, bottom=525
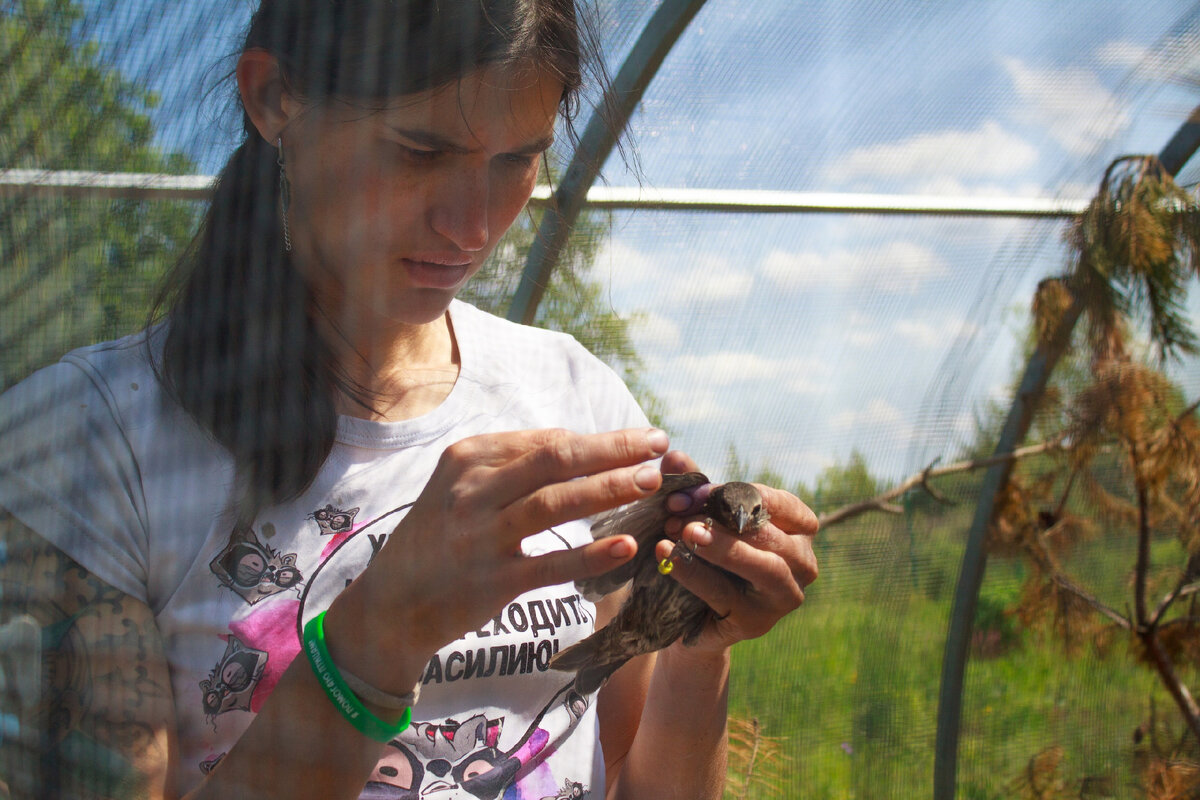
left=0, top=1, right=818, bottom=797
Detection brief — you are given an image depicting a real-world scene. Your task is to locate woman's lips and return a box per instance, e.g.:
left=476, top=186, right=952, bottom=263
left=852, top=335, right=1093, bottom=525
left=401, top=257, right=472, bottom=289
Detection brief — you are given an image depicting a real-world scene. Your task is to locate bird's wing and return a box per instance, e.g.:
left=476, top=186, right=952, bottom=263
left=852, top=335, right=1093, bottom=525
left=589, top=471, right=709, bottom=542
left=575, top=472, right=709, bottom=599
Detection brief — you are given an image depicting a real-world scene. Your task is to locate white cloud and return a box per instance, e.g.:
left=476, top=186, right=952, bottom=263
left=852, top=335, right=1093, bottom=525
left=761, top=241, right=949, bottom=293
left=892, top=320, right=944, bottom=349
left=1094, top=40, right=1151, bottom=68
left=785, top=375, right=828, bottom=396
left=830, top=398, right=909, bottom=435
left=1002, top=57, right=1129, bottom=155
left=907, top=176, right=1057, bottom=199
left=595, top=242, right=753, bottom=303
left=893, top=317, right=980, bottom=349
left=842, top=311, right=885, bottom=348
left=669, top=351, right=830, bottom=388
left=826, top=121, right=1038, bottom=181
left=595, top=239, right=657, bottom=293
left=630, top=311, right=682, bottom=352
left=847, top=329, right=883, bottom=347
left=1094, top=32, right=1200, bottom=79
left=681, top=256, right=755, bottom=302
left=659, top=390, right=726, bottom=424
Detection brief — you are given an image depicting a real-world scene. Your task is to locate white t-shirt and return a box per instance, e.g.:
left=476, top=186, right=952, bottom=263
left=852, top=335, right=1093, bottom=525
left=0, top=299, right=649, bottom=799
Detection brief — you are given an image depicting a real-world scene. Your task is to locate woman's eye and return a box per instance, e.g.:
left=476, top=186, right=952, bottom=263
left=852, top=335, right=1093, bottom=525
left=397, top=143, right=440, bottom=162
left=500, top=153, right=539, bottom=169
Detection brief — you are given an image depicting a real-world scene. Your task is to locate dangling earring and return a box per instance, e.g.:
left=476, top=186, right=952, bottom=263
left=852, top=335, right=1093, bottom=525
left=276, top=137, right=292, bottom=253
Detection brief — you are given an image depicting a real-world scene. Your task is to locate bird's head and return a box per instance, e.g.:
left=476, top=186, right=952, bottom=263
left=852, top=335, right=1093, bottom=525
left=708, top=482, right=769, bottom=535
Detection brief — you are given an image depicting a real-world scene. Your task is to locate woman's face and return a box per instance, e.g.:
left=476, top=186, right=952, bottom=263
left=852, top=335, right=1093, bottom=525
left=279, top=64, right=563, bottom=329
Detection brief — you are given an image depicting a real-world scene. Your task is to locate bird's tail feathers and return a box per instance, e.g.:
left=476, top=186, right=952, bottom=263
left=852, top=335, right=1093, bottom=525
left=573, top=661, right=625, bottom=695
left=549, top=635, right=601, bottom=672
left=551, top=637, right=628, bottom=695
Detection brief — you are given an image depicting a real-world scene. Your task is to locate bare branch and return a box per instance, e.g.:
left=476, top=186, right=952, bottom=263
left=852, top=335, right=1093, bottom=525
left=1047, top=569, right=1132, bottom=630
left=1130, top=467, right=1200, bottom=742
left=1031, top=536, right=1200, bottom=746
left=1150, top=579, right=1200, bottom=629
left=818, top=438, right=1064, bottom=529
left=818, top=499, right=905, bottom=526
left=1135, top=485, right=1152, bottom=629
left=1141, top=631, right=1200, bottom=743
left=1052, top=466, right=1081, bottom=521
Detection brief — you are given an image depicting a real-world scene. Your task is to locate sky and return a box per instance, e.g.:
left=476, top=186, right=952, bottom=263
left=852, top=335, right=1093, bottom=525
left=78, top=0, right=1200, bottom=487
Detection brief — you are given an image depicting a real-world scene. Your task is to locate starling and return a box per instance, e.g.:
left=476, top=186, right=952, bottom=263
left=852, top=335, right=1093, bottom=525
left=550, top=473, right=769, bottom=694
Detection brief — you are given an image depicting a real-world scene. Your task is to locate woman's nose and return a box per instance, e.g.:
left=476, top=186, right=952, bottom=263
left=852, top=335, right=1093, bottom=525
left=429, top=167, right=489, bottom=252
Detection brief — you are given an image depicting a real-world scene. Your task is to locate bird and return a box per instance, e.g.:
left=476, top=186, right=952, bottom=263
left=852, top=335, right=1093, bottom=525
left=550, top=473, right=769, bottom=694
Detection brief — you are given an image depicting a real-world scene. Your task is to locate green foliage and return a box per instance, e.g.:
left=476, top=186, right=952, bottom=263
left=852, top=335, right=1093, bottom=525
left=971, top=578, right=1023, bottom=656
left=811, top=449, right=880, bottom=513
left=0, top=0, right=200, bottom=387
left=727, top=511, right=1191, bottom=798
left=723, top=443, right=750, bottom=482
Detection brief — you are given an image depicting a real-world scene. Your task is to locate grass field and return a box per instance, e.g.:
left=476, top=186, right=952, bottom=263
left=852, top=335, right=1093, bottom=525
left=722, top=505, right=1197, bottom=799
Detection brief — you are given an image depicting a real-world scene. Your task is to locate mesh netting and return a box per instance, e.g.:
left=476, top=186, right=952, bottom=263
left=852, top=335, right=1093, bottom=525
left=3, top=0, right=1200, bottom=796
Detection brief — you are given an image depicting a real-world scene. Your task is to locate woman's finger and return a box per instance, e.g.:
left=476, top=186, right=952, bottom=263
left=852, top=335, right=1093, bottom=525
left=753, top=483, right=819, bottom=537
left=451, top=427, right=669, bottom=509
left=682, top=517, right=818, bottom=591
left=654, top=539, right=748, bottom=616
left=496, top=463, right=662, bottom=550
left=680, top=523, right=796, bottom=586
left=660, top=449, right=699, bottom=475
left=514, top=534, right=639, bottom=595
left=655, top=538, right=806, bottom=643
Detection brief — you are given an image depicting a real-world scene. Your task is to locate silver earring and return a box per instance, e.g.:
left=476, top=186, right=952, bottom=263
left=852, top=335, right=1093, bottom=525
left=276, top=137, right=292, bottom=253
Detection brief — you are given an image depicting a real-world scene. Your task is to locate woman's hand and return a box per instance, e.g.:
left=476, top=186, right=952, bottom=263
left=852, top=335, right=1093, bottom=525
left=655, top=450, right=819, bottom=653
left=323, top=427, right=670, bottom=693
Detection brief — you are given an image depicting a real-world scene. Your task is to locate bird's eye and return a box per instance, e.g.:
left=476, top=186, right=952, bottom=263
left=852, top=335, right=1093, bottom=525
left=753, top=505, right=762, bottom=515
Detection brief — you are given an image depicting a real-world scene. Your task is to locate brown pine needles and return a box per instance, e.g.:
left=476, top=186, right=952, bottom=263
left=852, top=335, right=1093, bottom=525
left=994, top=154, right=1200, bottom=747
left=724, top=716, right=790, bottom=800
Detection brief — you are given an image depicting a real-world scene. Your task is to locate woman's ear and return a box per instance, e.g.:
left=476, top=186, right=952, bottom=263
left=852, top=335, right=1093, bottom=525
left=237, top=49, right=302, bottom=143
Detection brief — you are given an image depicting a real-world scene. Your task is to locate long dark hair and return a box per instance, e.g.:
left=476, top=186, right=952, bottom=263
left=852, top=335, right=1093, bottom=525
left=153, top=0, right=598, bottom=528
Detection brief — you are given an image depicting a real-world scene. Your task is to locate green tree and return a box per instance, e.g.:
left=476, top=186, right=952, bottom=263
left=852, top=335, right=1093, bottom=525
left=0, top=0, right=200, bottom=388
left=811, top=449, right=881, bottom=514
left=721, top=443, right=788, bottom=490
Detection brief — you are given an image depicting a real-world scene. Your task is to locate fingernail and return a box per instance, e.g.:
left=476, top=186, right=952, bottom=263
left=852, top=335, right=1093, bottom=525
left=634, top=465, right=660, bottom=490
left=646, top=428, right=669, bottom=454
left=608, top=538, right=634, bottom=559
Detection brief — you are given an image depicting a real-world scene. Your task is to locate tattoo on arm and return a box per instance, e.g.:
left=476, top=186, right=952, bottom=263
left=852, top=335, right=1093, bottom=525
left=0, top=512, right=176, bottom=799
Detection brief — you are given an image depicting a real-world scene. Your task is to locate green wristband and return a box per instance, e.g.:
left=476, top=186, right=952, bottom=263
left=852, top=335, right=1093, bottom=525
left=302, top=611, right=413, bottom=743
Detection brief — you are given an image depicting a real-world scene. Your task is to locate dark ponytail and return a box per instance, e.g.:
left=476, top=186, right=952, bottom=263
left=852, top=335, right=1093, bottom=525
left=155, top=132, right=338, bottom=528
left=152, top=0, right=597, bottom=527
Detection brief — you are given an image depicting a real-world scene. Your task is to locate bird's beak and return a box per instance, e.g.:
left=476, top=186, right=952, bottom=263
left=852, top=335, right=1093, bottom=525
left=733, top=507, right=749, bottom=535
